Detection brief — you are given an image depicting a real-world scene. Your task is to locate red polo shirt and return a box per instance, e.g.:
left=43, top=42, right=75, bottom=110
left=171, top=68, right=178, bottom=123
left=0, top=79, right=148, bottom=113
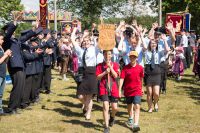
left=96, top=62, right=119, bottom=97
left=120, top=64, right=144, bottom=97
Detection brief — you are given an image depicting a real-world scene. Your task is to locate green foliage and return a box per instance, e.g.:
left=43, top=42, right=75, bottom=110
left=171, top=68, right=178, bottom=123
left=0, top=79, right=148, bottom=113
left=0, top=0, right=23, bottom=22
left=49, top=0, right=128, bottom=29
left=125, top=16, right=157, bottom=30
left=103, top=15, right=156, bottom=30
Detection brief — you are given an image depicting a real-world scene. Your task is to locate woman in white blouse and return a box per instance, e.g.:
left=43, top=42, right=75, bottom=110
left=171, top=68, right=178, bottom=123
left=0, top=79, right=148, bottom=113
left=143, top=34, right=170, bottom=113
left=71, top=28, right=98, bottom=120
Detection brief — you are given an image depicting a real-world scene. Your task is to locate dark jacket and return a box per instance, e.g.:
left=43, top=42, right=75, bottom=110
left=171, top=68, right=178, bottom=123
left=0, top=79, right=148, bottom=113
left=22, top=43, right=44, bottom=75
left=3, top=23, right=36, bottom=69
left=42, top=39, right=54, bottom=66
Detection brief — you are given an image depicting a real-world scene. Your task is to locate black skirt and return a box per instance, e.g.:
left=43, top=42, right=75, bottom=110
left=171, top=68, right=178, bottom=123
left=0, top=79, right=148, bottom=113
left=144, top=65, right=161, bottom=86
left=77, top=66, right=98, bottom=95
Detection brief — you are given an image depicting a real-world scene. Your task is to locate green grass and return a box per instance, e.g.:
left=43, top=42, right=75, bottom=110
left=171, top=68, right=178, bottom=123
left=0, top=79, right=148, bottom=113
left=0, top=68, right=200, bottom=133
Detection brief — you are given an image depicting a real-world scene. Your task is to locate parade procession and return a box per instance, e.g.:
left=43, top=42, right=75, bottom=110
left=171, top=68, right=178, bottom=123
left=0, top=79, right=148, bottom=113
left=0, top=0, right=199, bottom=133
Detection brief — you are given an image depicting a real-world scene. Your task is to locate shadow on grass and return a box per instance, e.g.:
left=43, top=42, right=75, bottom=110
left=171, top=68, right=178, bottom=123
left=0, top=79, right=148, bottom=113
left=66, top=94, right=77, bottom=99
left=115, top=120, right=133, bottom=132
left=117, top=111, right=128, bottom=119
left=63, top=86, right=77, bottom=90
left=169, top=73, right=200, bottom=105
left=178, top=85, right=200, bottom=105
left=55, top=100, right=81, bottom=108
left=96, top=119, right=132, bottom=132
left=184, top=74, right=195, bottom=78
left=92, top=103, right=102, bottom=111
left=62, top=119, right=103, bottom=132
left=53, top=108, right=83, bottom=117
left=57, top=94, right=69, bottom=97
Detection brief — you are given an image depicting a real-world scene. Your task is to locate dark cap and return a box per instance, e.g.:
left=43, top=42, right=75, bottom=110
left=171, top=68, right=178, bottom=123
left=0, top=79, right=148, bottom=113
left=181, top=29, right=186, bottom=32
left=21, top=29, right=32, bottom=36
left=43, top=29, right=51, bottom=35
left=155, top=27, right=167, bottom=34
left=35, top=27, right=43, bottom=35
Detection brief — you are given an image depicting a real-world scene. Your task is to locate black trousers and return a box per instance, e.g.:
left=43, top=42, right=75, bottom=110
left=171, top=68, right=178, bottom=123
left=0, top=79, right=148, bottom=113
left=189, top=46, right=193, bottom=64
left=8, top=69, right=26, bottom=111
left=32, top=74, right=41, bottom=100
left=21, top=75, right=32, bottom=107
left=184, top=47, right=191, bottom=69
left=160, top=62, right=168, bottom=92
left=42, top=65, right=51, bottom=92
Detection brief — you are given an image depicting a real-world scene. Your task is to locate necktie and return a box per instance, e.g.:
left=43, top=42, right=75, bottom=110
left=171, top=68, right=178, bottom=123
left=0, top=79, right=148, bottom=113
left=82, top=48, right=87, bottom=68
left=151, top=50, right=155, bottom=70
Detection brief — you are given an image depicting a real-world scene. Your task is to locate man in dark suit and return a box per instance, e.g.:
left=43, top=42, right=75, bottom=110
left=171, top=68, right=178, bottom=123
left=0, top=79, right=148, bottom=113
left=21, top=36, right=43, bottom=109
left=2, top=20, right=41, bottom=114
left=41, top=29, right=54, bottom=94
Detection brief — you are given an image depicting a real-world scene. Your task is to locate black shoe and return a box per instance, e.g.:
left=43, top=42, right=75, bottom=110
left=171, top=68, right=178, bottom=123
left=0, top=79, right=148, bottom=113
left=104, top=127, right=110, bottom=133
left=45, top=90, right=55, bottom=94
left=133, top=125, right=140, bottom=132
left=161, top=90, right=166, bottom=95
left=5, top=110, right=20, bottom=115
left=109, top=116, right=115, bottom=127
left=45, top=90, right=50, bottom=94
left=20, top=104, right=29, bottom=109
left=82, top=109, right=87, bottom=115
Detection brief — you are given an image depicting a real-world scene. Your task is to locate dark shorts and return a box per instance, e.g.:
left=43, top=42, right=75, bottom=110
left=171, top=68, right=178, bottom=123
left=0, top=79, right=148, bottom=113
left=126, top=96, right=141, bottom=104
left=100, top=95, right=119, bottom=103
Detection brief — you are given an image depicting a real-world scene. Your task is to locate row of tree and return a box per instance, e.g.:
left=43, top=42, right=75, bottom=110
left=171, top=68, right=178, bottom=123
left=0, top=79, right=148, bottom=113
left=0, top=0, right=200, bottom=34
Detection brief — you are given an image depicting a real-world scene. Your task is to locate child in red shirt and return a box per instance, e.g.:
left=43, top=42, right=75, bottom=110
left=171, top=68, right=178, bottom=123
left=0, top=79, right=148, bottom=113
left=119, top=51, right=144, bottom=132
left=96, top=50, right=120, bottom=133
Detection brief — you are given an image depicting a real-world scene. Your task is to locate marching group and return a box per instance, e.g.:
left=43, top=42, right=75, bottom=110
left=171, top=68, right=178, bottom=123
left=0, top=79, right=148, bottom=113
left=0, top=18, right=199, bottom=133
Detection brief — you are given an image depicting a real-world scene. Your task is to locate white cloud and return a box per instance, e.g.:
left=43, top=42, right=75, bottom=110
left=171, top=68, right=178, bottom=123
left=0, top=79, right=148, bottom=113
left=21, top=0, right=39, bottom=11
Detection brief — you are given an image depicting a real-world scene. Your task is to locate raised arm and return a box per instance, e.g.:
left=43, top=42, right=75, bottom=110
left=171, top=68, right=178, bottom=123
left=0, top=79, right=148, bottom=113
left=117, top=33, right=125, bottom=52
left=137, top=26, right=148, bottom=51
left=166, top=22, right=176, bottom=47
left=161, top=34, right=170, bottom=52
left=148, top=22, right=158, bottom=39
left=19, top=21, right=40, bottom=43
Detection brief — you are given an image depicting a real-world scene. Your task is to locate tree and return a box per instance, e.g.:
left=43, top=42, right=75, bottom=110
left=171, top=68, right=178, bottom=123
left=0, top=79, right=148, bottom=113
left=49, top=0, right=131, bottom=29
left=0, top=0, right=23, bottom=22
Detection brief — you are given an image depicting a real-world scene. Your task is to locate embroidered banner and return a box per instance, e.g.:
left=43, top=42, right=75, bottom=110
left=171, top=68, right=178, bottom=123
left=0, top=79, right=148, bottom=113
left=40, top=0, right=48, bottom=29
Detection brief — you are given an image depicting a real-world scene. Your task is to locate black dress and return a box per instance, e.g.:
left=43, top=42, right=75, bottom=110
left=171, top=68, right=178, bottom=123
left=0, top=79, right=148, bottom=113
left=77, top=66, right=98, bottom=95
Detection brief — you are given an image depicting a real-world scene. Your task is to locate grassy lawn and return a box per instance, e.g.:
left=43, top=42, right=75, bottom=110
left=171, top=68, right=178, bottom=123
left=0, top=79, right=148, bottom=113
left=0, top=68, right=200, bottom=133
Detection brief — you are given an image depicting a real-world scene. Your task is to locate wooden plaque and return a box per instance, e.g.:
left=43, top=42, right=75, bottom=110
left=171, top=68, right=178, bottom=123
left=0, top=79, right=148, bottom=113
left=98, top=24, right=116, bottom=50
